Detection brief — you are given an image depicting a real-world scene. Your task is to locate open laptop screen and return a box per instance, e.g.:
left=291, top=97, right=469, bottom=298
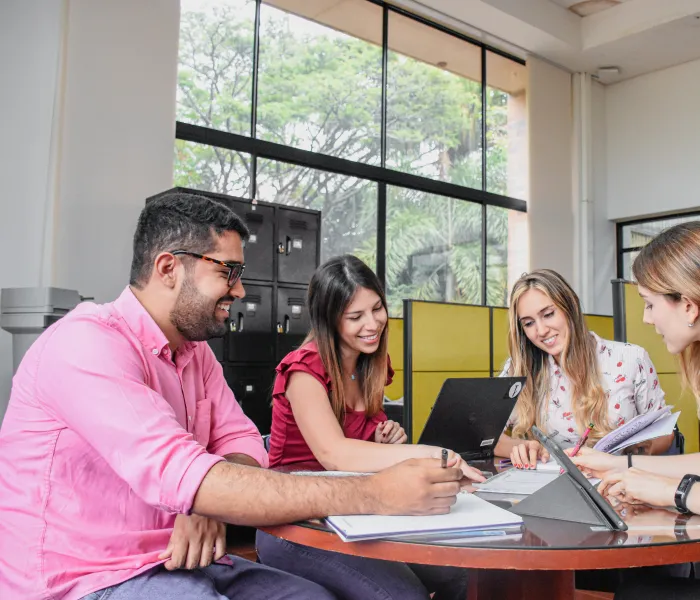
left=417, top=377, right=526, bottom=459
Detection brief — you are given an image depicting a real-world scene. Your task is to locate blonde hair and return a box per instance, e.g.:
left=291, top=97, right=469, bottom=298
left=505, top=269, right=611, bottom=443
left=632, top=221, right=700, bottom=412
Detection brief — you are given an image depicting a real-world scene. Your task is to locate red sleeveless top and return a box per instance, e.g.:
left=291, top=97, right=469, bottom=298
left=268, top=343, right=393, bottom=468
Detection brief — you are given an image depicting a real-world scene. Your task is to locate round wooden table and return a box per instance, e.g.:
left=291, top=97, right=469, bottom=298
left=263, top=462, right=700, bottom=600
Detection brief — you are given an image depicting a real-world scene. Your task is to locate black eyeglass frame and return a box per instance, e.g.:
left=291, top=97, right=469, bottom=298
left=170, top=250, right=246, bottom=287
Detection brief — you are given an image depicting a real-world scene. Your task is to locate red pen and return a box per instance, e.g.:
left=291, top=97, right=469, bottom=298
left=561, top=422, right=594, bottom=474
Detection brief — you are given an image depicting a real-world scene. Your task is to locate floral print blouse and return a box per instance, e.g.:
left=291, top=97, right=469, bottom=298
left=499, top=333, right=666, bottom=447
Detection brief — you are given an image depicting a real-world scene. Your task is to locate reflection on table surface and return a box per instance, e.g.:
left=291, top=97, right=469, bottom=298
left=275, top=459, right=700, bottom=550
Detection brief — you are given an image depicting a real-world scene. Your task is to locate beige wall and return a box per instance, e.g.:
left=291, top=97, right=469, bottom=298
left=527, top=57, right=575, bottom=285
left=0, top=0, right=180, bottom=420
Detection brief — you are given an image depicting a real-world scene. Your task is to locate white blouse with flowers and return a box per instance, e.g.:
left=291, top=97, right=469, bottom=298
left=499, top=333, right=666, bottom=448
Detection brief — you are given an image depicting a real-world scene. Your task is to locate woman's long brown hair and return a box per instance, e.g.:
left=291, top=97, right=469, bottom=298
left=633, top=221, right=700, bottom=413
left=505, top=269, right=611, bottom=443
left=304, top=255, right=389, bottom=424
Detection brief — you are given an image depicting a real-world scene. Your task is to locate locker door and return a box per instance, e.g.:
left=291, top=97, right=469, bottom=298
left=276, top=286, right=311, bottom=361
left=227, top=285, right=275, bottom=363
left=235, top=202, right=274, bottom=282
left=276, top=208, right=319, bottom=284
left=224, top=365, right=275, bottom=435
left=207, top=338, right=224, bottom=361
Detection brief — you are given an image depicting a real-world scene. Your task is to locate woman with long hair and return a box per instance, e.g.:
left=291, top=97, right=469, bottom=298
left=257, top=254, right=483, bottom=600
left=572, top=222, right=700, bottom=510
left=568, top=222, right=700, bottom=600
left=494, top=269, right=673, bottom=468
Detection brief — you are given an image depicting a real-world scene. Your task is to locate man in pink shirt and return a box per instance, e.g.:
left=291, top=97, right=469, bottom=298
left=0, top=192, right=463, bottom=600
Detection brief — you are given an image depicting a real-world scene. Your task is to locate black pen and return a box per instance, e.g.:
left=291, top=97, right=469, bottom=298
left=441, top=448, right=448, bottom=468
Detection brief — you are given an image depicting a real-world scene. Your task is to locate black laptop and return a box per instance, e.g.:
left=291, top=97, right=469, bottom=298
left=417, top=377, right=526, bottom=460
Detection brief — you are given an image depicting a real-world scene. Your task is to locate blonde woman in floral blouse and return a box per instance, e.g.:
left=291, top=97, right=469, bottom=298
left=493, top=269, right=673, bottom=469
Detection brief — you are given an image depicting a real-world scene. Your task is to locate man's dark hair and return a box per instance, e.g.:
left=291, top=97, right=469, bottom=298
left=130, top=192, right=249, bottom=288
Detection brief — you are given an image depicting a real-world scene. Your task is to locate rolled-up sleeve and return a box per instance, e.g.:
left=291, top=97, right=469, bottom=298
left=202, top=348, right=269, bottom=467
left=34, top=315, right=224, bottom=514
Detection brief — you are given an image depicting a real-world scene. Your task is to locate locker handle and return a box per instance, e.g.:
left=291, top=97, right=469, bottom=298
left=284, top=314, right=290, bottom=334
left=237, top=312, right=244, bottom=333
left=286, top=236, right=292, bottom=255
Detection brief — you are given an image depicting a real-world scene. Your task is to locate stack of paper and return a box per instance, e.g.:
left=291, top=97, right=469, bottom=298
left=326, top=492, right=523, bottom=542
left=593, top=408, right=680, bottom=454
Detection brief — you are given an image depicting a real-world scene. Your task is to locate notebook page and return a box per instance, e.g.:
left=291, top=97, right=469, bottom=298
left=607, top=412, right=680, bottom=454
left=474, top=469, right=559, bottom=495
left=593, top=406, right=671, bottom=453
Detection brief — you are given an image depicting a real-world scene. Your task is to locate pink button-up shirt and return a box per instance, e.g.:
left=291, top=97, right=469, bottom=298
left=0, top=287, right=268, bottom=600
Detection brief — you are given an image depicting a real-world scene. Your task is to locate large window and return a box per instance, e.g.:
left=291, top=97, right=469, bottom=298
left=618, top=214, right=700, bottom=281
left=174, top=0, right=527, bottom=311
left=256, top=159, right=378, bottom=267
left=386, top=188, right=482, bottom=315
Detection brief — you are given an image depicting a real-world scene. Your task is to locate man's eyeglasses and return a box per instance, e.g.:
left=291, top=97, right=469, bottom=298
left=170, top=250, right=245, bottom=287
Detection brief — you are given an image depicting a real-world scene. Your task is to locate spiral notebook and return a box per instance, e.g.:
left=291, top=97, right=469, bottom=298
left=325, top=492, right=523, bottom=542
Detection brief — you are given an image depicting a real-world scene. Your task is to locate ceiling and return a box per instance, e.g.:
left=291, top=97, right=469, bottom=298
left=400, top=0, right=700, bottom=83
left=548, top=0, right=631, bottom=18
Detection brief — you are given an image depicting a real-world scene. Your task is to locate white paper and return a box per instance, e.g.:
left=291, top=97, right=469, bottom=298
left=473, top=468, right=559, bottom=495
left=593, top=407, right=671, bottom=453
left=535, top=459, right=561, bottom=472
left=607, top=412, right=680, bottom=454
left=326, top=492, right=523, bottom=542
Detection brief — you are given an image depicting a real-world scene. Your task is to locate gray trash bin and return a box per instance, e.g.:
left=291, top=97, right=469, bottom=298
left=1, top=287, right=83, bottom=373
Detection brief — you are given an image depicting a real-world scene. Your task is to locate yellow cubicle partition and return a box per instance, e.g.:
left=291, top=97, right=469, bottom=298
left=385, top=318, right=404, bottom=402
left=401, top=300, right=615, bottom=443
left=617, top=281, right=699, bottom=453
left=404, top=301, right=491, bottom=442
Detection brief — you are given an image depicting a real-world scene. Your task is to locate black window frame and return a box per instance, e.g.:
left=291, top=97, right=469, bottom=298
left=616, top=211, right=700, bottom=280
left=175, top=0, right=527, bottom=306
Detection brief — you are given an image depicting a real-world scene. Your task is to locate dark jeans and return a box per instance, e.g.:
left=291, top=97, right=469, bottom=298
left=81, top=557, right=337, bottom=600
left=615, top=576, right=700, bottom=600
left=256, top=530, right=469, bottom=600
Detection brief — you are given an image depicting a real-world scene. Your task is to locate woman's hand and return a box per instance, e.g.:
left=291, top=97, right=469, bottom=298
left=158, top=514, right=226, bottom=570
left=511, top=440, right=549, bottom=469
left=374, top=420, right=407, bottom=444
left=598, top=468, right=679, bottom=508
left=566, top=446, right=627, bottom=479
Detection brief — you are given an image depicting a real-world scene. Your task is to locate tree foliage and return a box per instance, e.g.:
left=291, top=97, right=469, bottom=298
left=174, top=0, right=514, bottom=311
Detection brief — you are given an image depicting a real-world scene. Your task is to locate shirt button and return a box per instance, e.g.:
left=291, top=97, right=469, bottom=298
left=152, top=348, right=159, bottom=355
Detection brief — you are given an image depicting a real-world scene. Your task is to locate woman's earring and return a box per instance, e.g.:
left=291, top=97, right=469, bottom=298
left=689, top=322, right=696, bottom=328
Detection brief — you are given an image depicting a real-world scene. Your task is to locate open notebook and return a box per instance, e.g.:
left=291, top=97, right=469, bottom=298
left=593, top=407, right=680, bottom=454
left=326, top=492, right=523, bottom=542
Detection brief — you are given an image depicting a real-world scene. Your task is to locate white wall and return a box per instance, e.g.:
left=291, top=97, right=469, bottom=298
left=527, top=57, right=576, bottom=285
left=591, top=80, right=615, bottom=315
left=0, top=0, right=180, bottom=421
left=606, top=57, right=700, bottom=221
left=0, top=0, right=67, bottom=418
left=55, top=0, right=180, bottom=302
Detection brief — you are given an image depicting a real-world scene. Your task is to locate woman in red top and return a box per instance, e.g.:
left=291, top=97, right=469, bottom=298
left=257, top=255, right=483, bottom=600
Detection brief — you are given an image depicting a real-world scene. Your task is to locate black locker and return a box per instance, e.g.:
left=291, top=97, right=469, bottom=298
left=277, top=208, right=319, bottom=284
left=207, top=338, right=224, bottom=361
left=224, top=364, right=275, bottom=436
left=148, top=187, right=320, bottom=434
left=232, top=201, right=275, bottom=282
left=227, top=284, right=274, bottom=363
left=276, top=285, right=311, bottom=361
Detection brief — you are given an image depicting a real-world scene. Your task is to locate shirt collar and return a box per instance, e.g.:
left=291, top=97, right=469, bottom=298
left=113, top=286, right=196, bottom=359
left=547, top=331, right=601, bottom=373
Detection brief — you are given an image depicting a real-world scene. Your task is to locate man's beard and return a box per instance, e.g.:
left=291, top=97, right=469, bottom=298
left=170, top=276, right=231, bottom=342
